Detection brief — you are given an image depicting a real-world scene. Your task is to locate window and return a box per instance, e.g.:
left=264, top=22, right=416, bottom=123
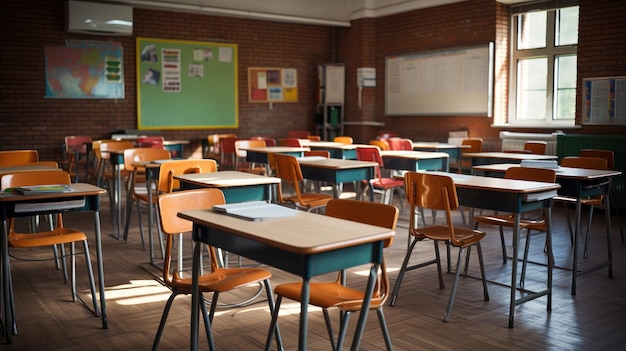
left=508, top=3, right=579, bottom=127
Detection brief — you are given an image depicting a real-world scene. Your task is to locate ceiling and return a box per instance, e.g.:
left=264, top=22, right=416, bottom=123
left=93, top=0, right=534, bottom=26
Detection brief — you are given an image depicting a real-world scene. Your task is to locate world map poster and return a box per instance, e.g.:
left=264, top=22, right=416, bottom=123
left=44, top=40, right=124, bottom=99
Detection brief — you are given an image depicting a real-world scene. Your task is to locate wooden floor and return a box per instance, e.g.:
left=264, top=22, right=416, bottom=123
left=4, top=186, right=626, bottom=350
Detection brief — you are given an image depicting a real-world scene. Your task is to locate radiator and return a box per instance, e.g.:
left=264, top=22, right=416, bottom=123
left=499, top=131, right=560, bottom=155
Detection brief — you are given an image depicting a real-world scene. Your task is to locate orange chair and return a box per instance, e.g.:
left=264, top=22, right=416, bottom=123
left=64, top=136, right=92, bottom=182
left=153, top=188, right=282, bottom=350
left=130, top=159, right=218, bottom=262
left=121, top=147, right=172, bottom=247
left=386, top=138, right=413, bottom=151
left=0, top=150, right=39, bottom=167
left=1, top=171, right=99, bottom=322
left=355, top=147, right=405, bottom=208
left=369, top=139, right=390, bottom=151
left=390, top=172, right=489, bottom=322
left=234, top=139, right=267, bottom=174
left=474, top=167, right=556, bottom=285
left=273, top=153, right=333, bottom=212
left=307, top=135, right=321, bottom=141
left=333, top=136, right=353, bottom=144
left=266, top=199, right=398, bottom=351
left=556, top=156, right=609, bottom=258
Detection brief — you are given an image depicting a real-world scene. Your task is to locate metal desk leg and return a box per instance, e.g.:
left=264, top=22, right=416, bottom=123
left=299, top=278, right=310, bottom=351
left=93, top=210, right=108, bottom=329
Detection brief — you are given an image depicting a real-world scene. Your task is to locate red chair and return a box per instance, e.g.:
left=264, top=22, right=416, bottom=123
left=278, top=138, right=302, bottom=147
left=387, top=138, right=413, bottom=151
left=250, top=136, right=276, bottom=147
left=218, top=137, right=238, bottom=169
left=355, top=147, right=405, bottom=209
left=64, top=136, right=92, bottom=182
left=136, top=136, right=165, bottom=149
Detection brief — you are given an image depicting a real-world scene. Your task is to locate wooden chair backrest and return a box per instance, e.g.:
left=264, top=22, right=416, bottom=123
left=123, top=148, right=171, bottom=172
left=307, top=135, right=321, bottom=141
left=0, top=150, right=39, bottom=167
left=326, top=199, right=397, bottom=248
left=561, top=156, right=608, bottom=170
left=234, top=139, right=266, bottom=158
left=278, top=138, right=302, bottom=147
left=1, top=169, right=70, bottom=190
left=579, top=149, right=614, bottom=169
left=523, top=141, right=547, bottom=155
left=157, top=188, right=226, bottom=283
left=461, top=138, right=483, bottom=153
left=303, top=150, right=330, bottom=158
left=157, top=159, right=218, bottom=193
left=505, top=167, right=556, bottom=183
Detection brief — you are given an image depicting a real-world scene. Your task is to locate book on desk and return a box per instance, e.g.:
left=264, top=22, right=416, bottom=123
left=213, top=201, right=299, bottom=221
left=13, top=184, right=72, bottom=196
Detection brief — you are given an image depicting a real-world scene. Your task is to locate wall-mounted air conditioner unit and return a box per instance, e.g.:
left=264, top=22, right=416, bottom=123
left=66, top=1, right=133, bottom=35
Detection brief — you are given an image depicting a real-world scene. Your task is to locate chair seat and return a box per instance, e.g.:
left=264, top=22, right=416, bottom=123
left=275, top=281, right=383, bottom=310
left=554, top=195, right=603, bottom=207
left=367, top=178, right=404, bottom=189
left=10, top=228, right=88, bottom=247
left=474, top=213, right=546, bottom=231
left=284, top=193, right=333, bottom=209
left=170, top=267, right=272, bottom=294
left=415, top=225, right=485, bottom=247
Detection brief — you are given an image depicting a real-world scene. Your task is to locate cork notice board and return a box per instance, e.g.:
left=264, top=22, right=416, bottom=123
left=248, top=67, right=298, bottom=103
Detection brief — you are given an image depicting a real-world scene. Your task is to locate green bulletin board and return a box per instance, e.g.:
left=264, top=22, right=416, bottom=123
left=136, top=37, right=238, bottom=129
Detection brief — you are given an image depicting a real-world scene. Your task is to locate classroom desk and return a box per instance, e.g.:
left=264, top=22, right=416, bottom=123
left=472, top=163, right=622, bottom=295
left=243, top=146, right=309, bottom=165
left=297, top=158, right=377, bottom=199
left=178, top=208, right=394, bottom=351
left=380, top=150, right=450, bottom=172
left=462, top=152, right=557, bottom=167
left=412, top=142, right=468, bottom=167
left=175, top=171, right=281, bottom=204
left=163, top=140, right=189, bottom=159
left=0, top=183, right=108, bottom=343
left=430, top=171, right=560, bottom=328
left=304, top=141, right=370, bottom=160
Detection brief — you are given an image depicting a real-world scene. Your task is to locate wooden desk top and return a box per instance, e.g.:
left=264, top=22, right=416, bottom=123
left=472, top=163, right=623, bottom=180
left=0, top=183, right=106, bottom=203
left=241, top=146, right=309, bottom=153
left=412, top=142, right=470, bottom=149
left=174, top=171, right=280, bottom=187
left=179, top=208, right=394, bottom=255
left=380, top=150, right=449, bottom=159
left=297, top=158, right=378, bottom=169
left=0, top=165, right=61, bottom=175
left=427, top=171, right=560, bottom=194
left=463, top=152, right=557, bottom=160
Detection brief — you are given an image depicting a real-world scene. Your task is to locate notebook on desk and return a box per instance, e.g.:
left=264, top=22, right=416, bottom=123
left=213, top=201, right=299, bottom=221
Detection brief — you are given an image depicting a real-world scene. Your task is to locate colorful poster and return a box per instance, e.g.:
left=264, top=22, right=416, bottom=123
left=44, top=41, right=124, bottom=99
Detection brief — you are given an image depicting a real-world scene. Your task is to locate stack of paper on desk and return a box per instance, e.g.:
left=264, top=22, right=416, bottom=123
left=15, top=184, right=72, bottom=195
left=520, top=160, right=559, bottom=169
left=213, top=201, right=299, bottom=221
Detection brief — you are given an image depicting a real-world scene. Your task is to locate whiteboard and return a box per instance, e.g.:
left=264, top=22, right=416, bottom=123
left=385, top=44, right=493, bottom=116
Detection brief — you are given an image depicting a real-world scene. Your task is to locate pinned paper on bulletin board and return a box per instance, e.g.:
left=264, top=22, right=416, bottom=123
left=248, top=67, right=298, bottom=103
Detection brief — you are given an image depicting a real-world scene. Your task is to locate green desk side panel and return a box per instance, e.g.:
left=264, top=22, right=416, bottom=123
left=136, top=37, right=238, bottom=130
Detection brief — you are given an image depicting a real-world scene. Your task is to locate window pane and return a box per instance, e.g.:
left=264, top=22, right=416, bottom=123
left=554, top=55, right=577, bottom=120
left=556, top=6, right=579, bottom=46
left=518, top=11, right=546, bottom=50
left=517, top=58, right=547, bottom=120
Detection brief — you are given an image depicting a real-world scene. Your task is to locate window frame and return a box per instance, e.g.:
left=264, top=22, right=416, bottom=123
left=506, top=1, right=579, bottom=128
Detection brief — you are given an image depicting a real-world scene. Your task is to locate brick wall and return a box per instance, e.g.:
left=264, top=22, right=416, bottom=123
left=0, top=0, right=333, bottom=161
left=2, top=0, right=625, bottom=162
